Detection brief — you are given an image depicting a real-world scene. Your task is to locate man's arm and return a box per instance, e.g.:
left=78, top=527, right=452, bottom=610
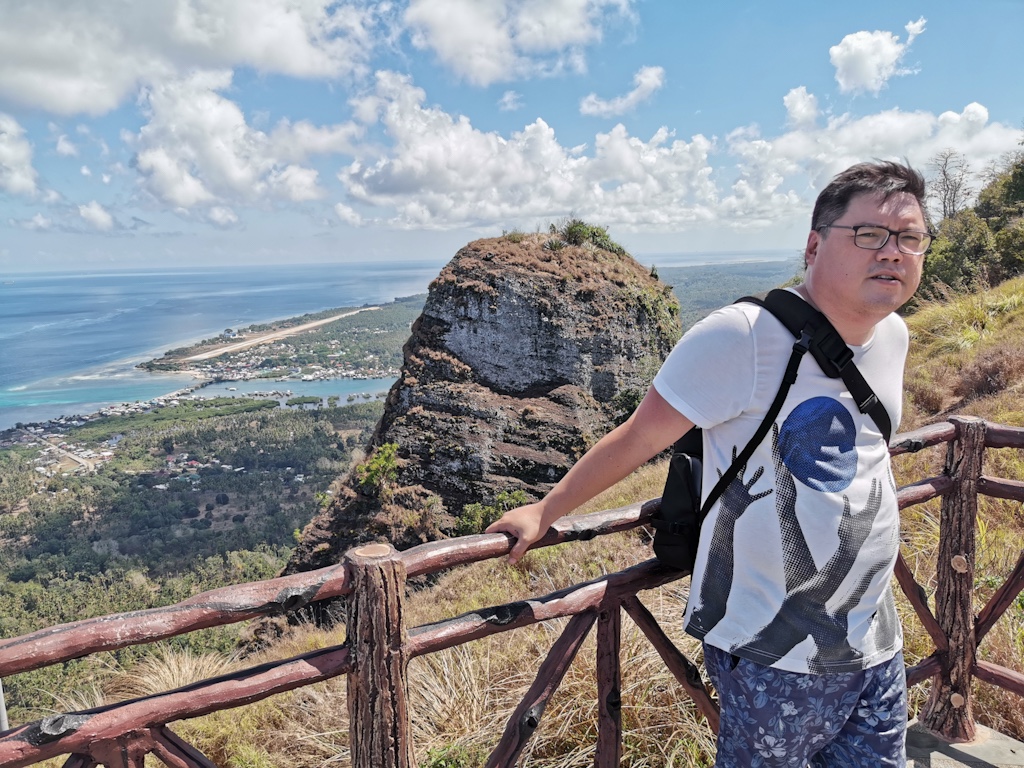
left=485, top=386, right=695, bottom=563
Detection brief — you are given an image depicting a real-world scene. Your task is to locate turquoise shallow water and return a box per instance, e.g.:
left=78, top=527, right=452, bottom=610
left=0, top=261, right=442, bottom=429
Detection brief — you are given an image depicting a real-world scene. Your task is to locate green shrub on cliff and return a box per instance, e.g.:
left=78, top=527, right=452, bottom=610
left=552, top=217, right=628, bottom=256
left=355, top=442, right=399, bottom=497
left=457, top=489, right=531, bottom=535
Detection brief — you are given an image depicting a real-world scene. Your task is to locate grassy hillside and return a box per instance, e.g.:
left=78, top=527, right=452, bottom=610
left=892, top=276, right=1024, bottom=741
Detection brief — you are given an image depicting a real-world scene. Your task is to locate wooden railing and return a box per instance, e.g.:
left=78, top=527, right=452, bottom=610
left=1, top=415, right=1023, bottom=766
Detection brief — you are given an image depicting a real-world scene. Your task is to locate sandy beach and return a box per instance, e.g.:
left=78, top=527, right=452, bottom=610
left=184, top=306, right=381, bottom=361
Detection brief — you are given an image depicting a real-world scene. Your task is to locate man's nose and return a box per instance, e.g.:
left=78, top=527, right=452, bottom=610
left=878, top=234, right=903, bottom=260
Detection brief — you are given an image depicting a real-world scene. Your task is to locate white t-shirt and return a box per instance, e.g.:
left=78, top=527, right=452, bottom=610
left=652, top=292, right=907, bottom=674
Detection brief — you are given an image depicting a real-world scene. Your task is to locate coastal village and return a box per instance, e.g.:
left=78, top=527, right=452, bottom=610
left=0, top=300, right=421, bottom=482
left=0, top=383, right=391, bottom=484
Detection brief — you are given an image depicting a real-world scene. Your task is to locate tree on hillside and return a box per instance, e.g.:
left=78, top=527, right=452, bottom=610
left=976, top=152, right=1024, bottom=227
left=919, top=210, right=996, bottom=297
left=928, top=148, right=973, bottom=222
left=914, top=146, right=1024, bottom=302
left=994, top=220, right=1024, bottom=281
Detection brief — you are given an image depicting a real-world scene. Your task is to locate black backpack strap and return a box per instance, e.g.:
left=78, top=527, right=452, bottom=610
left=697, top=324, right=813, bottom=518
left=672, top=288, right=893, bottom=527
left=741, top=289, right=892, bottom=445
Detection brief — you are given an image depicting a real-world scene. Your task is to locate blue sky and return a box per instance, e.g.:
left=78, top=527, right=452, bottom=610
left=0, top=0, right=1021, bottom=272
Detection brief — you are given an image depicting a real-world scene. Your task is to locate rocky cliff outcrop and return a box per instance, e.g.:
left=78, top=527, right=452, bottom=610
left=286, top=230, right=680, bottom=574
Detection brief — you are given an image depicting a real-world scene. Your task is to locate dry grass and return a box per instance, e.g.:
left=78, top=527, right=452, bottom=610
left=62, top=464, right=717, bottom=768
left=404, top=528, right=717, bottom=767
left=903, top=276, right=1024, bottom=423
left=895, top=276, right=1024, bottom=739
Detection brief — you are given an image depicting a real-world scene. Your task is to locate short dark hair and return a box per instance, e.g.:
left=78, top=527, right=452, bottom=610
left=811, top=160, right=929, bottom=232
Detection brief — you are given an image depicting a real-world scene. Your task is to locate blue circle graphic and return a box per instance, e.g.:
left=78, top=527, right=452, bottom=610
left=777, top=397, right=858, bottom=492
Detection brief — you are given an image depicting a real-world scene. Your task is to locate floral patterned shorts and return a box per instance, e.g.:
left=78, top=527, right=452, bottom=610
left=703, top=643, right=907, bottom=767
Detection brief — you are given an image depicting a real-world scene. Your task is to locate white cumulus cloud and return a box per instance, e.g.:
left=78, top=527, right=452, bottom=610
left=580, top=65, right=665, bottom=117
left=10, top=213, right=52, bottom=230
left=268, top=119, right=363, bottom=162
left=499, top=90, right=523, bottom=111
left=133, top=70, right=357, bottom=209
left=340, top=72, right=1021, bottom=237
left=78, top=200, right=114, bottom=230
left=724, top=101, right=1018, bottom=223
left=829, top=18, right=925, bottom=95
left=335, top=202, right=363, bottom=225
left=0, top=113, right=39, bottom=195
left=783, top=87, right=818, bottom=128
left=340, top=71, right=716, bottom=230
left=0, top=0, right=383, bottom=115
left=56, top=135, right=78, bottom=157
left=207, top=206, right=239, bottom=228
left=404, top=0, right=635, bottom=86
left=905, top=17, right=927, bottom=44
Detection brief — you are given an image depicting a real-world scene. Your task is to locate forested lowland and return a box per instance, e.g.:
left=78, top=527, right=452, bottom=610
left=657, top=259, right=803, bottom=329
left=0, top=399, right=383, bottom=721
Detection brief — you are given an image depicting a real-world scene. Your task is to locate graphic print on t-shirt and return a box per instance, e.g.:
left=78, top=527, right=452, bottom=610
left=693, top=397, right=895, bottom=673
left=687, top=451, right=773, bottom=633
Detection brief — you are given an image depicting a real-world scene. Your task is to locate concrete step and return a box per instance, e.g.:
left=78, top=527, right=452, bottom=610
left=907, top=720, right=1024, bottom=767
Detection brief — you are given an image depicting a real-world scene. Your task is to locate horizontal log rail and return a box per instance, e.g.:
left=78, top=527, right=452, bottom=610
left=889, top=420, right=958, bottom=456
left=0, top=644, right=354, bottom=767
left=0, top=502, right=653, bottom=679
left=0, top=563, right=354, bottom=679
left=405, top=558, right=682, bottom=658
left=0, top=418, right=1022, bottom=765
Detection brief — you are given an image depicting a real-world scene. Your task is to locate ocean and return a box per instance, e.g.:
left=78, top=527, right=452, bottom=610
left=0, top=261, right=446, bottom=430
left=0, top=251, right=794, bottom=431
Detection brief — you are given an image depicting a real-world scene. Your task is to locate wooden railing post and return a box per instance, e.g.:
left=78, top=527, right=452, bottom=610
left=595, top=599, right=622, bottom=767
left=345, top=543, right=413, bottom=768
left=920, top=415, right=985, bottom=742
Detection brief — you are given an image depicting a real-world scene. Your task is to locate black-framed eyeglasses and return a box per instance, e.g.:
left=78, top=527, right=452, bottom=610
left=818, top=224, right=933, bottom=256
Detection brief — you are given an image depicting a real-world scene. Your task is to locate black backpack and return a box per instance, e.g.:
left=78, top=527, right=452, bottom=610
left=651, top=289, right=893, bottom=571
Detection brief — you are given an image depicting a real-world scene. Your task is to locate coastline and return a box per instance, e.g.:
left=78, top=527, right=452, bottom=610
left=1, top=258, right=796, bottom=433
left=0, top=372, right=399, bottom=440
left=1, top=293, right=417, bottom=432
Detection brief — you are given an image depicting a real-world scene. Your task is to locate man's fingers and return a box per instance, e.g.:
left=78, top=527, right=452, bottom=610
left=509, top=538, right=530, bottom=565
left=484, top=520, right=524, bottom=562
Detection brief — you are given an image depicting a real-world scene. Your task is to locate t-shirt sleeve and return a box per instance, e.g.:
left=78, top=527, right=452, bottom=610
left=652, top=304, right=758, bottom=430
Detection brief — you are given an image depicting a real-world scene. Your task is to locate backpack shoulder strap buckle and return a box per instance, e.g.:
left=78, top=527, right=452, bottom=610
left=810, top=324, right=854, bottom=378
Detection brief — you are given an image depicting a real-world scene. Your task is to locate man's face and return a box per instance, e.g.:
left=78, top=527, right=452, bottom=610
left=804, top=191, right=926, bottom=331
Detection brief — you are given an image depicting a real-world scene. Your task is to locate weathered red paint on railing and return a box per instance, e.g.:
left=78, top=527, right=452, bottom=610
left=0, top=502, right=652, bottom=680
left=0, top=563, right=352, bottom=678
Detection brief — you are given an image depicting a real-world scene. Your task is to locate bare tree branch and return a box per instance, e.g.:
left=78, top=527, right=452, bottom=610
left=928, top=148, right=973, bottom=222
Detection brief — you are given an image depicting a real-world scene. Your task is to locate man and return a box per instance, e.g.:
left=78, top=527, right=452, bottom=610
left=487, top=161, right=930, bottom=766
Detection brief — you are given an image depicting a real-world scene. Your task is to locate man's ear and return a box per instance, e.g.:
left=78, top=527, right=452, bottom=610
left=804, top=230, right=820, bottom=266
